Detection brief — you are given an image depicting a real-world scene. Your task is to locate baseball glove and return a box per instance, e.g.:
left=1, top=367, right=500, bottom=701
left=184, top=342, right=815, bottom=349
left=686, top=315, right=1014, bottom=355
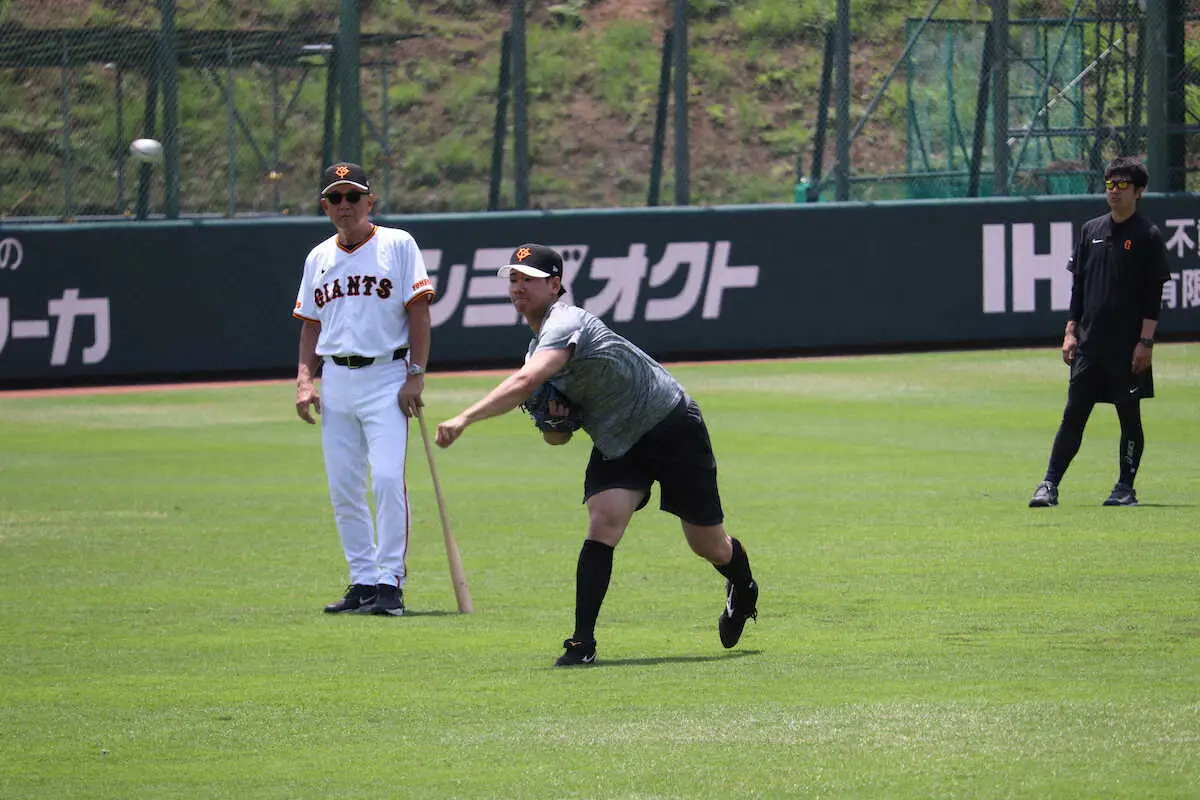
left=521, top=382, right=584, bottom=433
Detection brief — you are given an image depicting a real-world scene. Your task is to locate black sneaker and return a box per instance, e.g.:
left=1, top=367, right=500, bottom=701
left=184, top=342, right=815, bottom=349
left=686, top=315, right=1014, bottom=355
left=1103, top=482, right=1138, bottom=506
left=554, top=638, right=597, bottom=667
left=369, top=583, right=406, bottom=616
left=718, top=579, right=758, bottom=649
left=323, top=583, right=377, bottom=614
left=1029, top=480, right=1059, bottom=507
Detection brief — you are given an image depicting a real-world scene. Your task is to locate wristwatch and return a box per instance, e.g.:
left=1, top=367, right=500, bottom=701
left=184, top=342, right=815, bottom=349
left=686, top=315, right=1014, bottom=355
left=407, top=362, right=426, bottom=376
left=1138, top=337, right=1155, bottom=348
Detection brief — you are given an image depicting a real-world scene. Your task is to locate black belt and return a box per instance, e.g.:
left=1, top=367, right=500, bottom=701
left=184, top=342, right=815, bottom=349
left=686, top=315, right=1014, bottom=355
left=330, top=348, right=408, bottom=369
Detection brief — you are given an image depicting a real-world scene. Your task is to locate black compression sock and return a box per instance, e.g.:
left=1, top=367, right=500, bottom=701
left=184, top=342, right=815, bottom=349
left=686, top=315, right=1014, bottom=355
left=572, top=539, right=614, bottom=643
left=715, top=537, right=754, bottom=589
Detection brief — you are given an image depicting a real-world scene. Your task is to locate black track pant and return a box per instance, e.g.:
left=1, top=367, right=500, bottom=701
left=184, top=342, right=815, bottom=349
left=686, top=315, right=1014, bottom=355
left=1044, top=378, right=1144, bottom=487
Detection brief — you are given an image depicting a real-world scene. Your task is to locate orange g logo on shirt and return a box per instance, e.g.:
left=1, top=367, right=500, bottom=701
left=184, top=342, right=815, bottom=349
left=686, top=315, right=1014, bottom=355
left=1124, top=239, right=1132, bottom=251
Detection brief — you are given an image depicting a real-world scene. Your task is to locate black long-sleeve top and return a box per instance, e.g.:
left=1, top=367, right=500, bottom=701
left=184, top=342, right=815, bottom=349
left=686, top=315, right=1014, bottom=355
left=1067, top=211, right=1171, bottom=361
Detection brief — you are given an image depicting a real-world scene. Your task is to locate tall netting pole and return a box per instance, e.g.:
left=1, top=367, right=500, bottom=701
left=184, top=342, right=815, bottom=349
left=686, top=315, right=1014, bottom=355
left=1144, top=0, right=1182, bottom=189
left=338, top=0, right=362, bottom=163
left=834, top=0, right=850, bottom=201
left=1163, top=0, right=1186, bottom=190
left=510, top=0, right=529, bottom=210
left=59, top=34, right=75, bottom=220
left=159, top=0, right=180, bottom=218
left=671, top=0, right=689, bottom=206
left=991, top=0, right=1009, bottom=195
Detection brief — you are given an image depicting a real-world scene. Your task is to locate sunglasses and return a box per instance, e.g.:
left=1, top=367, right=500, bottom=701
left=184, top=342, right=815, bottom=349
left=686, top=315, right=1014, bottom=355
left=1104, top=179, right=1131, bottom=191
left=323, top=190, right=364, bottom=205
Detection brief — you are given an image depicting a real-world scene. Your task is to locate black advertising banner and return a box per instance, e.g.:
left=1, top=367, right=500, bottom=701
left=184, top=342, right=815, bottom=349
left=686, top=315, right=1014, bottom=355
left=0, top=219, right=323, bottom=383
left=1, top=195, right=1197, bottom=385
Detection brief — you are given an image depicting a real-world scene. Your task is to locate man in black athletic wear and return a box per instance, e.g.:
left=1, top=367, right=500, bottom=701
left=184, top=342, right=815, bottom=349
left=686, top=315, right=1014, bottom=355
left=1029, top=156, right=1171, bottom=508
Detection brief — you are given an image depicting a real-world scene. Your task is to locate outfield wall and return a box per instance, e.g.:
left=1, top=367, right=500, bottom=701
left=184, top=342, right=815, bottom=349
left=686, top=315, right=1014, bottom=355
left=1, top=195, right=1198, bottom=385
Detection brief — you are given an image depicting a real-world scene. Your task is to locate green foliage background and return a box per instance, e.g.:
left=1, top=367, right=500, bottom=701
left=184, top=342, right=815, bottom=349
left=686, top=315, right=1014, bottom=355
left=0, top=1, right=1194, bottom=216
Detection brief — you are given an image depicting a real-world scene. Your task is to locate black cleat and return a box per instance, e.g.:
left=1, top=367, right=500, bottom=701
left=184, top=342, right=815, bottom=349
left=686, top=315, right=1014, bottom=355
left=369, top=583, right=406, bottom=616
left=1028, top=480, right=1059, bottom=507
left=718, top=579, right=758, bottom=649
left=554, top=638, right=597, bottom=667
left=1102, top=483, right=1138, bottom=506
left=323, top=583, right=377, bottom=614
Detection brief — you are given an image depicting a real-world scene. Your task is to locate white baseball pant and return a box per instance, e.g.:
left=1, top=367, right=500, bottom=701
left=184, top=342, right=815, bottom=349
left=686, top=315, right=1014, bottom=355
left=319, top=357, right=412, bottom=588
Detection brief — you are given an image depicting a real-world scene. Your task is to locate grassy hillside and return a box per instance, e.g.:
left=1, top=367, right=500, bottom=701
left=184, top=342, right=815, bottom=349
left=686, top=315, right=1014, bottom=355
left=0, top=0, right=1173, bottom=216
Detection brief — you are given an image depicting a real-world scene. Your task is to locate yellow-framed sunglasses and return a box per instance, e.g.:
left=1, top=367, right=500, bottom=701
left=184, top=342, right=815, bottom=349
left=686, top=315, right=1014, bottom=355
left=1104, top=179, right=1132, bottom=190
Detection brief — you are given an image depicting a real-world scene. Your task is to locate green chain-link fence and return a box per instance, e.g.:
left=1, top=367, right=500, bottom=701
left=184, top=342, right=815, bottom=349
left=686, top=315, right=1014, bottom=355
left=800, top=0, right=1197, bottom=203
left=0, top=0, right=417, bottom=219
left=904, top=18, right=1093, bottom=199
left=1, top=1, right=1195, bottom=218
left=901, top=16, right=1158, bottom=200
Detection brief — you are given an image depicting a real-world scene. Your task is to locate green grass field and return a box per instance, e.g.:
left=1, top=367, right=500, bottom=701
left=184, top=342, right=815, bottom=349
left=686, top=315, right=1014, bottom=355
left=2, top=346, right=1197, bottom=799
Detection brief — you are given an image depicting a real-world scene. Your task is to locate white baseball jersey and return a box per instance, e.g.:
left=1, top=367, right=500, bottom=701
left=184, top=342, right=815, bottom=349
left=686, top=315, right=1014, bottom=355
left=293, top=225, right=435, bottom=356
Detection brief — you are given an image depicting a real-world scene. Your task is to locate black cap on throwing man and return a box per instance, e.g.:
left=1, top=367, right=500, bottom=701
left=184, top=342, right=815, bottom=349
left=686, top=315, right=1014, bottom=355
left=498, top=243, right=565, bottom=297
left=321, top=162, right=371, bottom=195
left=497, top=243, right=563, bottom=280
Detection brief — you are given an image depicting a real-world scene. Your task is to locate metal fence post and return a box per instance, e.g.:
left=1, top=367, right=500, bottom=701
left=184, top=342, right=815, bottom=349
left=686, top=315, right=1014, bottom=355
left=159, top=0, right=179, bottom=218
left=137, top=63, right=159, bottom=220
left=338, top=0, right=362, bottom=163
left=648, top=27, right=673, bottom=207
left=112, top=63, right=126, bottom=213
left=1144, top=0, right=1168, bottom=187
left=510, top=0, right=529, bottom=210
left=968, top=21, right=993, bottom=197
left=834, top=0, right=850, bottom=201
left=805, top=25, right=835, bottom=203
left=991, top=0, right=1009, bottom=195
left=60, top=34, right=74, bottom=220
left=489, top=30, right=511, bottom=211
left=671, top=0, right=689, bottom=205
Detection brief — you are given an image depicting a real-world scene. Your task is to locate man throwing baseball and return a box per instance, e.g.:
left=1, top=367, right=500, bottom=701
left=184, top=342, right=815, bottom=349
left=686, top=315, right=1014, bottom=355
left=294, top=162, right=435, bottom=616
left=436, top=244, right=758, bottom=666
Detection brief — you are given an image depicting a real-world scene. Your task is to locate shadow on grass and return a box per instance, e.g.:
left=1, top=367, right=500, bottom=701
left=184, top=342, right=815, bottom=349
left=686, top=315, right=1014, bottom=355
left=585, top=649, right=763, bottom=668
left=1128, top=503, right=1195, bottom=508
left=1045, top=503, right=1194, bottom=509
left=326, top=609, right=465, bottom=618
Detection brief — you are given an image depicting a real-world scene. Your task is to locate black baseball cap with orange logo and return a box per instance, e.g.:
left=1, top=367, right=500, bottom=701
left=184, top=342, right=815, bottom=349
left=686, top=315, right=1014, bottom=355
left=497, top=243, right=563, bottom=280
left=321, top=162, right=371, bottom=195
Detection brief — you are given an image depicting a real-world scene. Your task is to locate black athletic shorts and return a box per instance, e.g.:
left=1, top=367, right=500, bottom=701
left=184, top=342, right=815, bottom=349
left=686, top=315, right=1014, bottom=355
left=582, top=396, right=724, bottom=526
left=1070, top=352, right=1154, bottom=404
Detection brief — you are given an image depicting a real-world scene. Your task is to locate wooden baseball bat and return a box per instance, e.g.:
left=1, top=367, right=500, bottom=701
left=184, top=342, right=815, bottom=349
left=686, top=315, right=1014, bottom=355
left=415, top=406, right=473, bottom=613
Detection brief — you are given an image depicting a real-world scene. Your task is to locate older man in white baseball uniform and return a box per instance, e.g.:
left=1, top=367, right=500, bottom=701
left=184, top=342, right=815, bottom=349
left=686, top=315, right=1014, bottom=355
left=294, top=162, right=435, bottom=616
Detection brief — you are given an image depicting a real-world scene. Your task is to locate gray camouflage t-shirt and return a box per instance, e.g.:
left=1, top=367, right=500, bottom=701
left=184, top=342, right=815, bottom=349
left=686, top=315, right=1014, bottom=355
left=529, top=302, right=683, bottom=458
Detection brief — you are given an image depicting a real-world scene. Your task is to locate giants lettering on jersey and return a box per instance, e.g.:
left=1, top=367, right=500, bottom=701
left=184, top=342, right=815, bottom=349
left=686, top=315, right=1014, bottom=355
left=314, top=276, right=394, bottom=308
